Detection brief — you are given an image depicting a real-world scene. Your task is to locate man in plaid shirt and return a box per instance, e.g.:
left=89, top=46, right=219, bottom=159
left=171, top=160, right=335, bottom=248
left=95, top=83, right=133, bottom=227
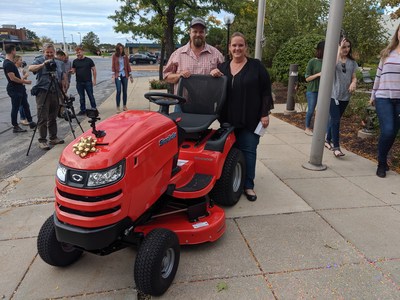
left=163, top=17, right=224, bottom=94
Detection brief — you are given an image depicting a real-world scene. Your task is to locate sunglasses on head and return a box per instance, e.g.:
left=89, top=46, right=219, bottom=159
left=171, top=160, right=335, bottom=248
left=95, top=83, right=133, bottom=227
left=341, top=63, right=346, bottom=73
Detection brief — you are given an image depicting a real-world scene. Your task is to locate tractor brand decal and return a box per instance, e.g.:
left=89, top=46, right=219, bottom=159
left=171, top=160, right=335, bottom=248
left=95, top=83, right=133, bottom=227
left=192, top=221, right=209, bottom=229
left=159, top=132, right=177, bottom=146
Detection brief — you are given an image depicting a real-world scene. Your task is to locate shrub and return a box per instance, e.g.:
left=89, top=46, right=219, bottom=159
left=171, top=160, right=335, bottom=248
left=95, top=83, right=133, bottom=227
left=271, top=34, right=325, bottom=85
left=149, top=79, right=168, bottom=90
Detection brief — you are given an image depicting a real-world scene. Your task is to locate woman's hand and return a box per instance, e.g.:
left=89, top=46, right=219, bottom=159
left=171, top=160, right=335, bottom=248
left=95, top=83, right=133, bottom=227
left=210, top=68, right=224, bottom=77
left=348, top=81, right=356, bottom=93
left=261, top=116, right=270, bottom=128
left=369, top=99, right=375, bottom=106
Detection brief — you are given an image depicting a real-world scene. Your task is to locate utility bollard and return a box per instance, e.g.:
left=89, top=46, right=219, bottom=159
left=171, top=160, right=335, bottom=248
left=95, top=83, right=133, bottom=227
left=284, top=64, right=298, bottom=115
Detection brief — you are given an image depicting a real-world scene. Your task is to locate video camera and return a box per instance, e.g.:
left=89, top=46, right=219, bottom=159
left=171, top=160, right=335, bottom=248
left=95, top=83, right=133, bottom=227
left=45, top=59, right=57, bottom=72
left=58, top=95, right=76, bottom=121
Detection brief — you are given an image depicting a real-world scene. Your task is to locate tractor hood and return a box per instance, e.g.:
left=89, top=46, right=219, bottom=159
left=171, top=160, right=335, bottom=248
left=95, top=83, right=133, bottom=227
left=60, top=111, right=176, bottom=170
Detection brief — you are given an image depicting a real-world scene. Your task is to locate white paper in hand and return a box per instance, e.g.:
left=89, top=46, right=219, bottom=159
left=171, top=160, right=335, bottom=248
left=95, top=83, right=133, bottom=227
left=254, top=121, right=266, bottom=136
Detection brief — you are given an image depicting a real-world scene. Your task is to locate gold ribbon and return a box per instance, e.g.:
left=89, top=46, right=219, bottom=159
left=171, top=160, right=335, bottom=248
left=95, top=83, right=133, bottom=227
left=72, top=136, right=97, bottom=158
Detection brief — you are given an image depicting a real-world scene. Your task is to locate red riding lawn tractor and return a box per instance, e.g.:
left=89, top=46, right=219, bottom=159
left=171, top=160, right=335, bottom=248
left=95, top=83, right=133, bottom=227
left=37, top=75, right=245, bottom=296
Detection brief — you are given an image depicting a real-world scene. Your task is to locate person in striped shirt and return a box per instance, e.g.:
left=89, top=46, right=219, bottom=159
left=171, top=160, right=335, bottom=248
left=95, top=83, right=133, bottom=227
left=371, top=24, right=400, bottom=178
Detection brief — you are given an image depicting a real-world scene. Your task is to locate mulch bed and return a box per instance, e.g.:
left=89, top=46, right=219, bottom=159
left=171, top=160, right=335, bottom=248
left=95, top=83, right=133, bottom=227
left=271, top=82, right=400, bottom=174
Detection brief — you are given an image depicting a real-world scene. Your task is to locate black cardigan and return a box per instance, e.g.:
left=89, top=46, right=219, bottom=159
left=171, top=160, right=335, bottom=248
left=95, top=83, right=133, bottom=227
left=218, top=58, right=274, bottom=132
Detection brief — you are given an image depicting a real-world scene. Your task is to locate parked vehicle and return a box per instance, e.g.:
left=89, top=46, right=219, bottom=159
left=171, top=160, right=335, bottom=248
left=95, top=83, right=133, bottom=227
left=129, top=53, right=157, bottom=65
left=0, top=57, right=4, bottom=69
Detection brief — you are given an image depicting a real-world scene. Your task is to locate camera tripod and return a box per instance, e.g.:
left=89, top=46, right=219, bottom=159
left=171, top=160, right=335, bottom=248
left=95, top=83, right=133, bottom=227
left=27, top=71, right=84, bottom=156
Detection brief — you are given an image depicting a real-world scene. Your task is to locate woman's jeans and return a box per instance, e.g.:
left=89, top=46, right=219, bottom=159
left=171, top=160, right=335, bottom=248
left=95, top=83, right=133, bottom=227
left=326, top=99, right=349, bottom=149
left=375, top=98, right=400, bottom=164
left=305, top=91, right=318, bottom=128
left=234, top=128, right=260, bottom=190
left=76, top=81, right=97, bottom=112
left=115, top=76, right=128, bottom=107
left=8, top=89, right=33, bottom=126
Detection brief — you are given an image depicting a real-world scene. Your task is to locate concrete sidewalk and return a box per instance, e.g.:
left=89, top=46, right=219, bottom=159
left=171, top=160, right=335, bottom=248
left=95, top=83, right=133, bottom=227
left=1, top=76, right=400, bottom=299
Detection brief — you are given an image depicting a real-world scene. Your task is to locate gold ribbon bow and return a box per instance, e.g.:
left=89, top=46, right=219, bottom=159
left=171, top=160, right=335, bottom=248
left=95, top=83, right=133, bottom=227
left=72, top=136, right=97, bottom=158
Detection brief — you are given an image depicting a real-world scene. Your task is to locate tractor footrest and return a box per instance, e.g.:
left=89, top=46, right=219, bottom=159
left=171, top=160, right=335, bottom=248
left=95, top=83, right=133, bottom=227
left=176, top=173, right=212, bottom=192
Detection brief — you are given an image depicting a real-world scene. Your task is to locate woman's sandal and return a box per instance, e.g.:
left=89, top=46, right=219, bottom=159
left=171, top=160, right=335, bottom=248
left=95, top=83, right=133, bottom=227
left=324, top=141, right=333, bottom=150
left=333, top=149, right=345, bottom=157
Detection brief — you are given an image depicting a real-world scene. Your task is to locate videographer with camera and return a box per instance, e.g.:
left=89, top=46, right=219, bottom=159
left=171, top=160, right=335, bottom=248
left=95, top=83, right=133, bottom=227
left=29, top=43, right=67, bottom=150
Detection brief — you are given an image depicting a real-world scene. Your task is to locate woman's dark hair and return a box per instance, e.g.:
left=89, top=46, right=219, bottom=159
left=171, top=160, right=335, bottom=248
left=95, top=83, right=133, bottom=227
left=115, top=43, right=125, bottom=57
left=316, top=41, right=325, bottom=59
left=342, top=38, right=355, bottom=61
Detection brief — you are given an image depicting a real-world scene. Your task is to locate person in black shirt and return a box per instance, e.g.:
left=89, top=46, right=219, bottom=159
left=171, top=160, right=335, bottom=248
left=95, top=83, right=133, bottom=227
left=3, top=44, right=36, bottom=133
left=71, top=47, right=97, bottom=115
left=213, top=32, right=274, bottom=202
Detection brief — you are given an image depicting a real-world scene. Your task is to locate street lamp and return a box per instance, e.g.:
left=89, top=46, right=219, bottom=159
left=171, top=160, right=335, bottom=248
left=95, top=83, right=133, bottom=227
left=59, top=0, right=66, bottom=52
left=77, top=32, right=81, bottom=46
left=223, top=14, right=235, bottom=60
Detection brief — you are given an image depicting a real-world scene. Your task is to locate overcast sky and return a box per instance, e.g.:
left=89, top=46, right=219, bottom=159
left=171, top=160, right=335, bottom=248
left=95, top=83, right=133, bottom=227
left=0, top=0, right=146, bottom=45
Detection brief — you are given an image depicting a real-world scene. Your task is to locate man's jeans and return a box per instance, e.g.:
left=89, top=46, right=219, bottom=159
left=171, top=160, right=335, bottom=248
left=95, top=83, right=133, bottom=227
left=76, top=81, right=96, bottom=112
left=326, top=99, right=349, bottom=149
left=115, top=76, right=128, bottom=107
left=8, top=89, right=33, bottom=126
left=375, top=98, right=400, bottom=164
left=305, top=91, right=318, bottom=128
left=234, top=128, right=260, bottom=190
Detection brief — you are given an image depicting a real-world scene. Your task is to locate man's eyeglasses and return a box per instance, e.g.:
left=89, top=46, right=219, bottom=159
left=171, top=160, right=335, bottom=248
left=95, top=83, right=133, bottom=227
left=341, top=63, right=346, bottom=73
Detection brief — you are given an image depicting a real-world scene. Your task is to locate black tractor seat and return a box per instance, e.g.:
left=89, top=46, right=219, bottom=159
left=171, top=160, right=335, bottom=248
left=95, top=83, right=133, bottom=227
left=170, top=75, right=228, bottom=134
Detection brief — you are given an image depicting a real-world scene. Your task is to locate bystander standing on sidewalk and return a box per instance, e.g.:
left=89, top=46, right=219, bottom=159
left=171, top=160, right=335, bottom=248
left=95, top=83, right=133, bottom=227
left=370, top=24, right=400, bottom=178
left=325, top=37, right=357, bottom=158
left=112, top=43, right=133, bottom=113
left=71, top=47, right=97, bottom=115
left=3, top=45, right=35, bottom=133
left=304, top=40, right=325, bottom=136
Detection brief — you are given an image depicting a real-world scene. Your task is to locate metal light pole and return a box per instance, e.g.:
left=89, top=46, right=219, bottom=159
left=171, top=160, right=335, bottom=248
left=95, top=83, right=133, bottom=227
left=78, top=32, right=81, bottom=46
left=223, top=15, right=235, bottom=61
left=255, top=0, right=266, bottom=60
left=303, top=0, right=346, bottom=171
left=59, top=0, right=66, bottom=52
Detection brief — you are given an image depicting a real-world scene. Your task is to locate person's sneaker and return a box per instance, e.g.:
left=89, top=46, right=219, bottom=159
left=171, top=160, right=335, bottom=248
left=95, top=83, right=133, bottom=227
left=29, top=121, right=37, bottom=129
left=116, top=107, right=121, bottom=114
left=123, top=106, right=128, bottom=111
left=20, top=119, right=29, bottom=126
left=39, top=142, right=50, bottom=150
left=304, top=128, right=313, bottom=136
left=376, top=164, right=387, bottom=178
left=77, top=111, right=86, bottom=116
left=13, top=125, right=27, bottom=133
left=49, top=138, right=65, bottom=145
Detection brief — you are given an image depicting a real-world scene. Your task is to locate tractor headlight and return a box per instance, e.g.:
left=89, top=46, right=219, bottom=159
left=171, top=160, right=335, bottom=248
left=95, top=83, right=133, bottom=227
left=87, top=160, right=125, bottom=187
left=56, top=164, right=67, bottom=183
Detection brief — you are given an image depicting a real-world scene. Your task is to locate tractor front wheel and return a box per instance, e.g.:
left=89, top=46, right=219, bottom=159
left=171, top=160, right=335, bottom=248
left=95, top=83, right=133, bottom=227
left=37, top=215, right=83, bottom=267
left=210, top=147, right=245, bottom=206
left=134, top=228, right=180, bottom=296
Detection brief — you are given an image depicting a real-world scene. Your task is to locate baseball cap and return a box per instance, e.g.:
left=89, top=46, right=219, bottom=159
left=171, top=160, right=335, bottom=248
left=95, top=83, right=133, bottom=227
left=190, top=17, right=206, bottom=28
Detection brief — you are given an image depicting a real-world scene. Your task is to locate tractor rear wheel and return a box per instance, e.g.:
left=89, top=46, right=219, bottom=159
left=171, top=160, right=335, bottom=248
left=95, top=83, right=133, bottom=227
left=37, top=215, right=83, bottom=267
left=134, top=228, right=180, bottom=296
left=210, top=147, right=245, bottom=206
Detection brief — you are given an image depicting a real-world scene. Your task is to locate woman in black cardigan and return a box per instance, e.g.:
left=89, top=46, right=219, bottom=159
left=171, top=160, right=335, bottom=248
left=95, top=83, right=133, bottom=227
left=210, top=32, right=274, bottom=201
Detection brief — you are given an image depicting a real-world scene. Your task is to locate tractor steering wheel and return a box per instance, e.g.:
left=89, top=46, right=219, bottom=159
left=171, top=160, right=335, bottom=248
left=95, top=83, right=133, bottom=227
left=144, top=92, right=186, bottom=115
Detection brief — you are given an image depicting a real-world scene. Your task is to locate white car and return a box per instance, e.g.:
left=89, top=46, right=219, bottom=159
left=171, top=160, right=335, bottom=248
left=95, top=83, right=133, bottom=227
left=0, top=57, right=4, bottom=69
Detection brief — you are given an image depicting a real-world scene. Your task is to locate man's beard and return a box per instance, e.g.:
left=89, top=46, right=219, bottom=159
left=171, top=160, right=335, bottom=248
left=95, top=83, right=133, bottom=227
left=193, top=37, right=205, bottom=48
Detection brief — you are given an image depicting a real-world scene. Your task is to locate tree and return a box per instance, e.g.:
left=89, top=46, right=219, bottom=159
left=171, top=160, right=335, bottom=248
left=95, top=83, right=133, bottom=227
left=40, top=36, right=54, bottom=44
left=341, top=0, right=387, bottom=65
left=25, top=29, right=39, bottom=40
left=381, top=0, right=400, bottom=19
left=82, top=31, right=100, bottom=54
left=109, top=0, right=244, bottom=79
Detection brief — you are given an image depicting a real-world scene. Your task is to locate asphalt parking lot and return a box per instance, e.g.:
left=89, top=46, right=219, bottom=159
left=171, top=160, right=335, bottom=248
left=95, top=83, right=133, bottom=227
left=0, top=53, right=159, bottom=180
